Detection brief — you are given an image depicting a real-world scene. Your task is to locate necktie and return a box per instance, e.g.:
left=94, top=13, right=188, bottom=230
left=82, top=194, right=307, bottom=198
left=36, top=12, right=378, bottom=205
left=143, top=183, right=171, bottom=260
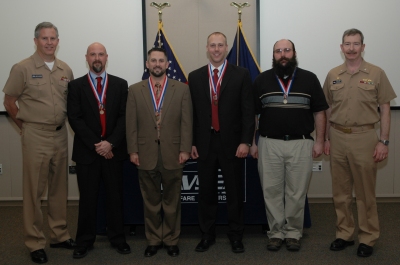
left=96, top=77, right=102, bottom=95
left=155, top=82, right=161, bottom=101
left=212, top=69, right=220, bottom=131
left=155, top=82, right=162, bottom=138
left=96, top=77, right=106, bottom=137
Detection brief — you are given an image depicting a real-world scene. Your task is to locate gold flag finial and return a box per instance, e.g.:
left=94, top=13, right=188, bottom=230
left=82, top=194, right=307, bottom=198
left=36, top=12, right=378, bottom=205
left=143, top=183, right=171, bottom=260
left=150, top=2, right=171, bottom=22
left=230, top=2, right=250, bottom=22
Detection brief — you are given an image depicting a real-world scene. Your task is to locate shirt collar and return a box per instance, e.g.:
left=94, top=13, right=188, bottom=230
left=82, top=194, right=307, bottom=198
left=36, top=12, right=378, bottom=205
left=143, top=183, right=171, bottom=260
left=89, top=70, right=106, bottom=80
left=339, top=59, right=369, bottom=75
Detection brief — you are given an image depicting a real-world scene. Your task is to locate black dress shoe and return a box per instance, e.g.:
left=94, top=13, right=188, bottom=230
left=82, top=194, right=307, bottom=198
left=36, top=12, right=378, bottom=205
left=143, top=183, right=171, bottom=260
left=166, top=245, right=179, bottom=257
left=30, top=249, right=48, bottom=264
left=330, top=238, right=355, bottom=251
left=144, top=245, right=163, bottom=257
left=73, top=246, right=92, bottom=259
left=357, top=243, right=373, bottom=257
left=112, top=242, right=131, bottom=254
left=195, top=239, right=216, bottom=252
left=50, top=238, right=77, bottom=249
left=231, top=240, right=245, bottom=253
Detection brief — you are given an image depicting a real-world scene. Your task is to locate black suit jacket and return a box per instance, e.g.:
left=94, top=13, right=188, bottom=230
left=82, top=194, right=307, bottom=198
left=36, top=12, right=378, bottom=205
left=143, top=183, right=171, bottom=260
left=188, top=63, right=255, bottom=159
left=67, top=74, right=128, bottom=164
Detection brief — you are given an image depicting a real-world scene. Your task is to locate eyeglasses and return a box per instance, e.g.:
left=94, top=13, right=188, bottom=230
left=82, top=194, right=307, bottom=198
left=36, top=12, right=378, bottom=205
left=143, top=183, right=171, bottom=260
left=342, top=42, right=362, bottom=48
left=274, top=48, right=292, bottom=54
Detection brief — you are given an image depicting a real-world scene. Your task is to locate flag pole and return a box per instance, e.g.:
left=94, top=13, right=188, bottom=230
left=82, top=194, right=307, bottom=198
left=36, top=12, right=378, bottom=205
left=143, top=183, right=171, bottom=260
left=150, top=2, right=171, bottom=48
left=230, top=2, right=250, bottom=65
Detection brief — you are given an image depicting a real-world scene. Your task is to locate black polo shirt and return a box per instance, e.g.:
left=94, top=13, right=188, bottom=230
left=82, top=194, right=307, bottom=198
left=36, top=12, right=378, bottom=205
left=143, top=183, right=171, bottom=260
left=254, top=67, right=328, bottom=136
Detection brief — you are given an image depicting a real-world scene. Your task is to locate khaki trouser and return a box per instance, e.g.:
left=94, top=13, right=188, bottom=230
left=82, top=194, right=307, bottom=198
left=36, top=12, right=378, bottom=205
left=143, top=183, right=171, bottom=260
left=330, top=126, right=379, bottom=246
left=258, top=136, right=313, bottom=240
left=22, top=123, right=70, bottom=252
left=138, top=148, right=182, bottom=246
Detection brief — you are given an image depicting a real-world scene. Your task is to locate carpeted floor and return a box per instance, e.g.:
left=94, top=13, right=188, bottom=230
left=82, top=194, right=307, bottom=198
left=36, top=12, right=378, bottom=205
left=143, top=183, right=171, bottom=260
left=0, top=203, right=399, bottom=265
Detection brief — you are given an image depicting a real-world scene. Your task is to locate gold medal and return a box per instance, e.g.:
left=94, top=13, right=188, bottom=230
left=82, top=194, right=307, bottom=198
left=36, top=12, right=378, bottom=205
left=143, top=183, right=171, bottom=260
left=100, top=110, right=104, bottom=115
left=283, top=99, right=287, bottom=104
left=213, top=100, right=218, bottom=106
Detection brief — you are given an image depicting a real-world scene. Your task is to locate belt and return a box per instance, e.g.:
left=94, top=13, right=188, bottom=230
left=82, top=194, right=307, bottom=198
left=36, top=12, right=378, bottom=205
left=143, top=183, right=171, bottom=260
left=25, top=122, right=63, bottom=131
left=211, top=129, right=220, bottom=134
left=331, top=123, right=374, bottom=134
left=263, top=134, right=313, bottom=141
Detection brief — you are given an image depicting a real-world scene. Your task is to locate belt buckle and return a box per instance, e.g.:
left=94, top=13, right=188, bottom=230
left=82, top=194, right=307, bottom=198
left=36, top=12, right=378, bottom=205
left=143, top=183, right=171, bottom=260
left=284, top=135, right=290, bottom=141
left=342, top=127, right=352, bottom=133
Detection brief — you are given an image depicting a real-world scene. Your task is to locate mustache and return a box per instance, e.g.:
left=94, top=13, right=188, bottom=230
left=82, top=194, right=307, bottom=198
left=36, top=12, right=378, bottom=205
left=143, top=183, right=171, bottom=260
left=278, top=57, right=288, bottom=63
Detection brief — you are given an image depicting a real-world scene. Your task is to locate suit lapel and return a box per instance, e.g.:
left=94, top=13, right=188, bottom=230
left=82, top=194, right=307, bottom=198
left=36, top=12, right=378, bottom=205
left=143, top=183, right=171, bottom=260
left=219, top=63, right=233, bottom=97
left=140, top=80, right=158, bottom=124
left=160, top=79, right=175, bottom=121
left=105, top=74, right=114, bottom=122
left=82, top=74, right=101, bottom=123
left=201, top=66, right=211, bottom=101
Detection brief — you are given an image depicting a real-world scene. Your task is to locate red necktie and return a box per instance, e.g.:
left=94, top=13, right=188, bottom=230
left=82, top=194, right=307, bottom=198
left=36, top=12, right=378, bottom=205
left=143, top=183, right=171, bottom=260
left=212, top=68, right=220, bottom=131
left=96, top=77, right=106, bottom=137
left=96, top=77, right=102, bottom=94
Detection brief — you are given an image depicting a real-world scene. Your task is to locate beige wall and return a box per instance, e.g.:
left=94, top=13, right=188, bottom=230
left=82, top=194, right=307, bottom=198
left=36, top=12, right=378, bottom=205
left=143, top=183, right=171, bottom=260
left=144, top=0, right=258, bottom=75
left=1, top=0, right=400, bottom=201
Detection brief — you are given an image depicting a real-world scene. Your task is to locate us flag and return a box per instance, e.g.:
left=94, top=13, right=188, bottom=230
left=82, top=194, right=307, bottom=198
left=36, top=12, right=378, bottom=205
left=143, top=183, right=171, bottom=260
left=142, top=22, right=187, bottom=83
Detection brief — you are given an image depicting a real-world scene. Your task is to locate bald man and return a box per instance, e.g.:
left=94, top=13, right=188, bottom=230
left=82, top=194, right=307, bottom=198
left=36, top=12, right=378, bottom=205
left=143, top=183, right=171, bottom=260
left=252, top=39, right=328, bottom=251
left=67, top=42, right=130, bottom=258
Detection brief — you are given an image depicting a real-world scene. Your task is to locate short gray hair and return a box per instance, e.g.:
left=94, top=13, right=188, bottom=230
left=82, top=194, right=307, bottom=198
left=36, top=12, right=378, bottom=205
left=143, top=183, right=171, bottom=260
left=34, top=22, right=59, bottom=38
left=342, top=28, right=364, bottom=44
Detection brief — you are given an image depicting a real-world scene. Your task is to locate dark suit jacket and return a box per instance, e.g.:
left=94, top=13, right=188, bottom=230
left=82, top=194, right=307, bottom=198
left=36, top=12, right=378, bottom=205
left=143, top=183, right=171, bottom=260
left=126, top=78, right=192, bottom=170
left=67, top=74, right=128, bottom=164
left=188, top=63, right=255, bottom=159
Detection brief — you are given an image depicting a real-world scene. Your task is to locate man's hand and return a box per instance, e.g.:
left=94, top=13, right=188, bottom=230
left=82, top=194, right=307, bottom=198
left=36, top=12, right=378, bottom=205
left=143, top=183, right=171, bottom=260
left=250, top=145, right=258, bottom=159
left=373, top=142, right=388, bottom=162
left=313, top=141, right=324, bottom=158
left=324, top=140, right=330, bottom=156
left=179, top=152, right=190, bottom=164
left=191, top=146, right=199, bottom=159
left=104, top=150, right=114, bottom=159
left=94, top=141, right=112, bottom=156
left=236, top=143, right=250, bottom=158
left=129, top=152, right=140, bottom=166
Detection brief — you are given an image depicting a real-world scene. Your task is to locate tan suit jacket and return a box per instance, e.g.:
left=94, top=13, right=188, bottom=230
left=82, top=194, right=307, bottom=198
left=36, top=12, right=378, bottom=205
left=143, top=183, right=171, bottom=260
left=126, top=78, right=192, bottom=170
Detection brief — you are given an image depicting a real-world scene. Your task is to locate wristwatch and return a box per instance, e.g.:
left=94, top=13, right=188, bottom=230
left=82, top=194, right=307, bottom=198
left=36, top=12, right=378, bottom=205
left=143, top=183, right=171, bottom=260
left=379, top=139, right=389, bottom=146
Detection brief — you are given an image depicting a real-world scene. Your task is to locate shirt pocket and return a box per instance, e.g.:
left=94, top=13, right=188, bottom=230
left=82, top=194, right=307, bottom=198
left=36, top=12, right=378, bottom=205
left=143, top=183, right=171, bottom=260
left=357, top=83, right=377, bottom=102
left=329, top=83, right=345, bottom=102
left=27, top=80, right=47, bottom=99
left=58, top=80, right=69, bottom=100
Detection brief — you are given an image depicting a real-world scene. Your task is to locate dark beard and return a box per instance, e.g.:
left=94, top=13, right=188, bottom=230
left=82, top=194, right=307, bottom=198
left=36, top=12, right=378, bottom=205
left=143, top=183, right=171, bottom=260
left=149, top=68, right=166, bottom=78
left=92, top=61, right=103, bottom=73
left=272, top=56, right=298, bottom=79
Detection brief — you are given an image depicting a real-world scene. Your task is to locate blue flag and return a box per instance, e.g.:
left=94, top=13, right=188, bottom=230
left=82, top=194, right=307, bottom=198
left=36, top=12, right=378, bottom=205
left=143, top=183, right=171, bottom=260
left=227, top=22, right=261, bottom=82
left=142, top=23, right=187, bottom=83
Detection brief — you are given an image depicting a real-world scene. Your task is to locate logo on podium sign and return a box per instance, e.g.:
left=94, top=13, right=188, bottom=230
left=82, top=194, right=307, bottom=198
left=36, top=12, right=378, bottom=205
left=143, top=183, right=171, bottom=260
left=180, top=159, right=247, bottom=204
